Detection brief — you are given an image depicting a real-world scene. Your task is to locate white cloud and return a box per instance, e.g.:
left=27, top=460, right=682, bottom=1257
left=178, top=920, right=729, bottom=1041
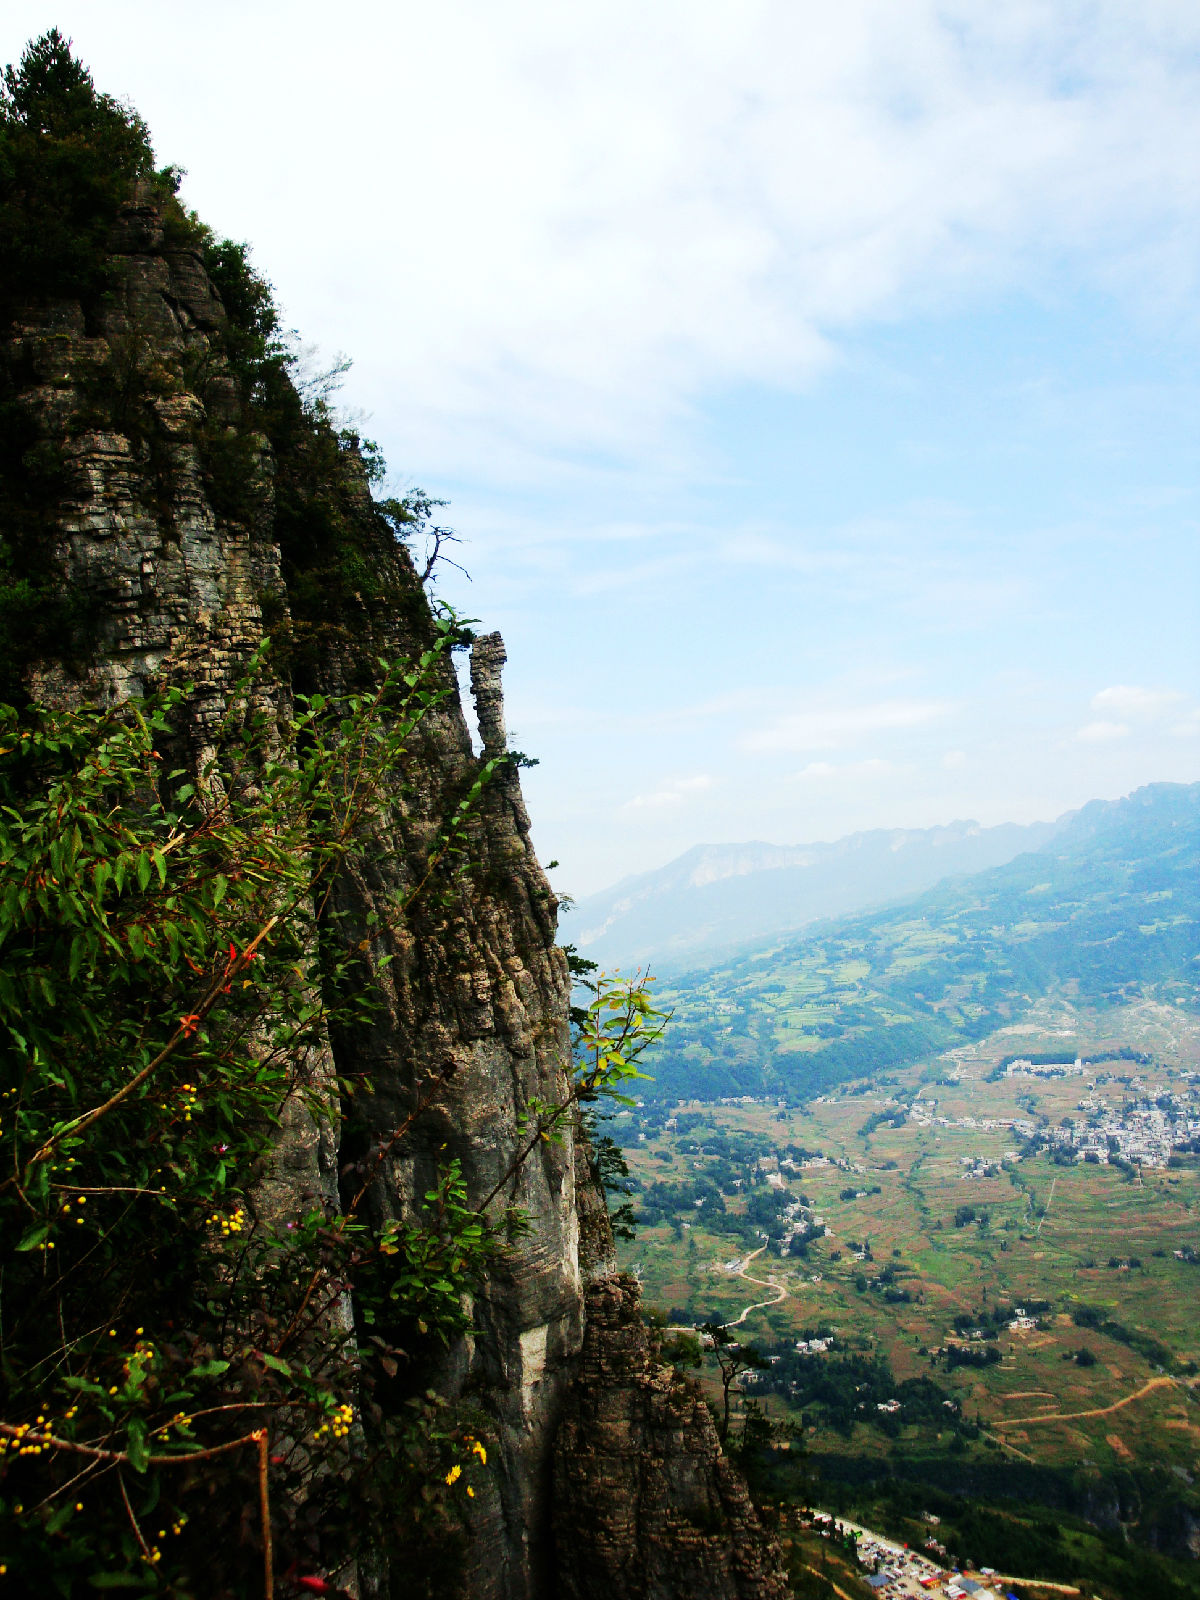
left=788, top=759, right=894, bottom=781
left=1075, top=720, right=1131, bottom=742
left=9, top=1, right=1200, bottom=478
left=1091, top=684, right=1185, bottom=720
left=620, top=774, right=713, bottom=813
left=741, top=699, right=950, bottom=753
left=942, top=750, right=968, bottom=769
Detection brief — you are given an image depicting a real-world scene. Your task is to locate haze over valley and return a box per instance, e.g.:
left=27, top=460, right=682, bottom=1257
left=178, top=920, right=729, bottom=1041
left=571, top=815, right=1060, bottom=972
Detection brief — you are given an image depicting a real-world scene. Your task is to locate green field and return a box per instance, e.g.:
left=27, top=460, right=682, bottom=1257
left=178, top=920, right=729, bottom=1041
left=611, top=1000, right=1200, bottom=1593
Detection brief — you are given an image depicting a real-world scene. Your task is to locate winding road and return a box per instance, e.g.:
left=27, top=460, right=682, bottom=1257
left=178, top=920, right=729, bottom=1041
left=719, top=1245, right=789, bottom=1328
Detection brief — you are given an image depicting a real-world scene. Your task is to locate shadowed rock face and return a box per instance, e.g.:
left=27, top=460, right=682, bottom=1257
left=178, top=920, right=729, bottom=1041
left=2, top=190, right=783, bottom=1600
left=554, top=1276, right=790, bottom=1600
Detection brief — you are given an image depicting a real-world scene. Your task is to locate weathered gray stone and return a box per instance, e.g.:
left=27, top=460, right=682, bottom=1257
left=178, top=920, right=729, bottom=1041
left=554, top=1276, right=790, bottom=1600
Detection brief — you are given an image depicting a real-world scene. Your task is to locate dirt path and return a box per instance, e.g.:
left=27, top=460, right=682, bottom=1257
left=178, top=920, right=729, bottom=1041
left=998, top=1374, right=1175, bottom=1427
left=1035, top=1173, right=1057, bottom=1237
left=720, top=1245, right=788, bottom=1328
left=795, top=1564, right=859, bottom=1600
left=990, top=1578, right=1080, bottom=1595
left=979, top=1426, right=1037, bottom=1463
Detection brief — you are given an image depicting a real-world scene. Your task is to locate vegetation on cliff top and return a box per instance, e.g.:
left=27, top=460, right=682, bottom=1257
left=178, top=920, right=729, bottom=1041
left=0, top=30, right=458, bottom=699
left=0, top=29, right=166, bottom=322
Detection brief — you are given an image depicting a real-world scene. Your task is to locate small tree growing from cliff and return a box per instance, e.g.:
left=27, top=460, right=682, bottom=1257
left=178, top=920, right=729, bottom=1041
left=699, top=1323, right=770, bottom=1443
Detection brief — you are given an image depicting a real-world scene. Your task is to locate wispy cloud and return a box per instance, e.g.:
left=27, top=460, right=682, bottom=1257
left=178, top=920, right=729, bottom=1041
left=1091, top=684, right=1185, bottom=720
left=1075, top=685, right=1193, bottom=743
left=36, top=0, right=1200, bottom=480
left=787, top=759, right=894, bottom=782
left=741, top=700, right=951, bottom=753
left=1075, top=720, right=1131, bottom=743
left=620, top=774, right=713, bottom=814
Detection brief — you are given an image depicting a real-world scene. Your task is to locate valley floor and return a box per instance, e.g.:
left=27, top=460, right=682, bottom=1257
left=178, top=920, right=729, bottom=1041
left=613, top=999, right=1200, bottom=1597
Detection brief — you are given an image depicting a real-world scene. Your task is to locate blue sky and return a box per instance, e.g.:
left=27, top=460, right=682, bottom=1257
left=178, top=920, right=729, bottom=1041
left=5, top=1, right=1199, bottom=892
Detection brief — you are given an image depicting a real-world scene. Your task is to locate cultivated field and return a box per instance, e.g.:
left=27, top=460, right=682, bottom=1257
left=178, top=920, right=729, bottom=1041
left=616, top=1001, right=1200, bottom=1478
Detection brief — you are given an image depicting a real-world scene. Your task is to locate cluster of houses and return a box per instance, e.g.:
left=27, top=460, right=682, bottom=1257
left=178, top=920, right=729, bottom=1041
left=909, top=1107, right=1038, bottom=1140
left=906, top=1070, right=1197, bottom=1171
left=800, top=1513, right=1015, bottom=1598
left=1045, top=1094, right=1200, bottom=1168
left=957, top=1155, right=1004, bottom=1180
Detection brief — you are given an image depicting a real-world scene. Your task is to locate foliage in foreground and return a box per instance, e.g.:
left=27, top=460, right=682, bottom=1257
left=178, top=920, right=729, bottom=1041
left=0, top=620, right=666, bottom=1595
left=0, top=624, right=501, bottom=1594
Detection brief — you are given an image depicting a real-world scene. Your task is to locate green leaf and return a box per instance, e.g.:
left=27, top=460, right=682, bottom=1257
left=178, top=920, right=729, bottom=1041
left=126, top=1416, right=149, bottom=1472
left=16, top=1223, right=50, bottom=1251
left=46, top=1500, right=75, bottom=1534
left=189, top=1359, right=231, bottom=1378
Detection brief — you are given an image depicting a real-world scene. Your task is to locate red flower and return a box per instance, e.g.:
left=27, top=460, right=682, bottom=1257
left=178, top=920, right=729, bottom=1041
left=178, top=1014, right=201, bottom=1037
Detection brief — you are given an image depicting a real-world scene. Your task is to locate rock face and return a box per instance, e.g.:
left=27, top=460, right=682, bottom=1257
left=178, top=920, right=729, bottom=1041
left=554, top=1276, right=790, bottom=1600
left=2, top=190, right=784, bottom=1599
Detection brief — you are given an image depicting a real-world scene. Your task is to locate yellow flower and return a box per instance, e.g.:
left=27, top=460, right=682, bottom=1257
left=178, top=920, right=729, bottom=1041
left=444, top=1464, right=462, bottom=1487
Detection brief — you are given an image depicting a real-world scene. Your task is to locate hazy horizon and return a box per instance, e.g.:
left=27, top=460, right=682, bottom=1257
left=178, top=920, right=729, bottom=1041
left=570, top=777, right=1194, bottom=902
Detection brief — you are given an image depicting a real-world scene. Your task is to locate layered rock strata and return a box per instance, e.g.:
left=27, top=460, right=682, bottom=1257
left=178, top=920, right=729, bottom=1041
left=554, top=1276, right=790, bottom=1600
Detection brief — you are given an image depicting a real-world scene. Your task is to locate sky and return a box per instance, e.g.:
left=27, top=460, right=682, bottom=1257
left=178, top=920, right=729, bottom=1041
left=5, top=1, right=1199, bottom=895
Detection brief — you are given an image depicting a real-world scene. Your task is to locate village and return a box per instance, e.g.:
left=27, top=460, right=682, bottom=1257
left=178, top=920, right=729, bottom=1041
left=790, top=1509, right=1045, bottom=1599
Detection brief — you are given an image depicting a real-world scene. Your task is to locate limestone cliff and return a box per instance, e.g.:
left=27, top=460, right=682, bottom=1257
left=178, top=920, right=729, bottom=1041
left=0, top=86, right=788, bottom=1598
left=554, top=1277, right=789, bottom=1600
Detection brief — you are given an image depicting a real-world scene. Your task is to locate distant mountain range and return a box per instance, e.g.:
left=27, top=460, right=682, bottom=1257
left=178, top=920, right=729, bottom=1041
left=569, top=817, right=1060, bottom=971
left=636, top=781, right=1200, bottom=1103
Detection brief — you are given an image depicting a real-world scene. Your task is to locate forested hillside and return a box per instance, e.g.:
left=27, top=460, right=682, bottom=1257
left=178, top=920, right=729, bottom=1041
left=641, top=782, right=1200, bottom=1102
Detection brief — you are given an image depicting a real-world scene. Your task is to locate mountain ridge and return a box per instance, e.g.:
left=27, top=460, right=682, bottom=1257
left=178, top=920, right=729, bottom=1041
left=571, top=815, right=1062, bottom=971
left=638, top=780, right=1200, bottom=1103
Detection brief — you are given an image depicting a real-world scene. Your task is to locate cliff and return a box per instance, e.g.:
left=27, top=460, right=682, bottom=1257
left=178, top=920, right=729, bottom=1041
left=554, top=1277, right=789, bottom=1600
left=0, top=36, right=787, bottom=1600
